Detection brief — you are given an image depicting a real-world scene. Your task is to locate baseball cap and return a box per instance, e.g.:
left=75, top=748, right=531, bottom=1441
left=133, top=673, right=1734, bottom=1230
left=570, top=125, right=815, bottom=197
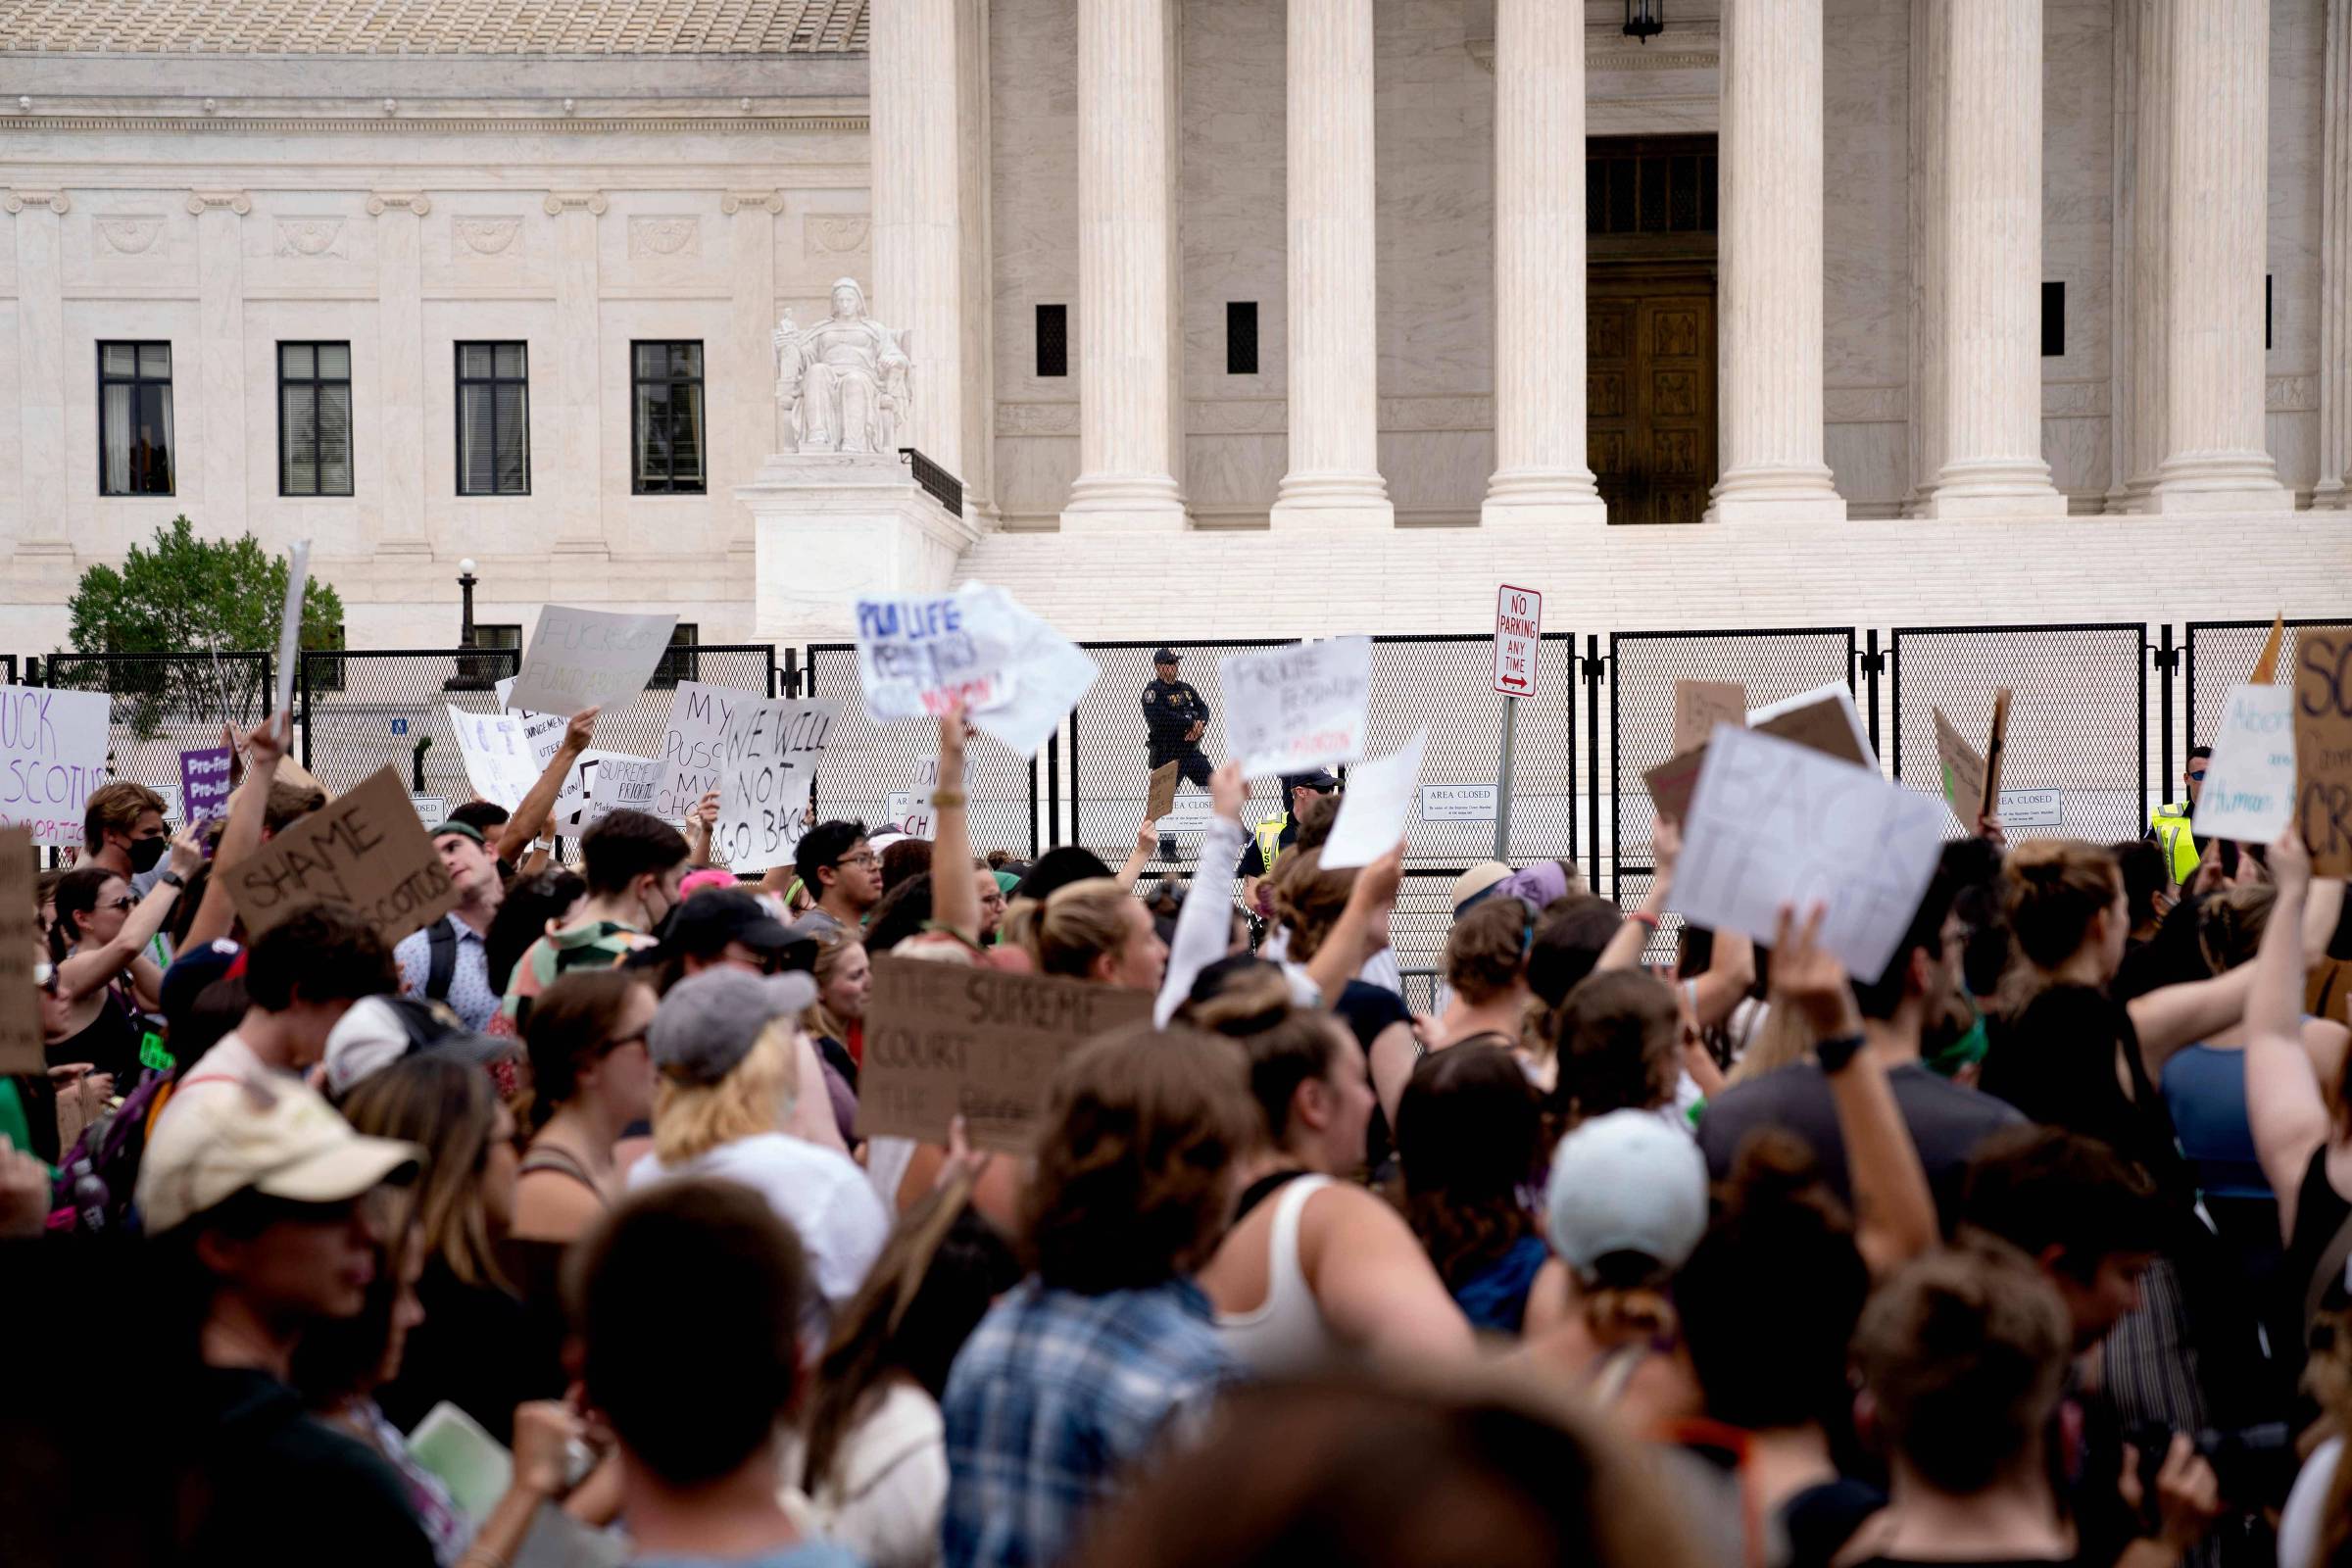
left=1449, top=861, right=1513, bottom=914
left=135, top=1073, right=421, bottom=1235
left=161, top=940, right=245, bottom=1032
left=1152, top=647, right=1181, bottom=664
left=648, top=968, right=819, bottom=1087
left=1281, top=768, right=1341, bottom=794
left=428, top=820, right=486, bottom=847
left=669, top=888, right=795, bottom=958
left=1544, top=1110, right=1709, bottom=1286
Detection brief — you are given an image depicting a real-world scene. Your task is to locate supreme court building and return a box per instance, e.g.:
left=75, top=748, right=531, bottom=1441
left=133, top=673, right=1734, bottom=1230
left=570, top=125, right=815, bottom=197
left=0, top=0, right=2344, bottom=650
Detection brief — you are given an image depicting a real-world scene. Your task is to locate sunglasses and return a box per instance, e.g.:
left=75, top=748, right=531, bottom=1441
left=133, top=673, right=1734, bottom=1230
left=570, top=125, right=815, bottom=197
left=2187, top=769, right=2207, bottom=781
left=102, top=896, right=138, bottom=912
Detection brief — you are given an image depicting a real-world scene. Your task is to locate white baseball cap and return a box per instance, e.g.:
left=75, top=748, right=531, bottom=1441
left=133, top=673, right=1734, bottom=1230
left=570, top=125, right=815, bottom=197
left=1544, top=1109, right=1709, bottom=1286
left=136, top=1073, right=421, bottom=1235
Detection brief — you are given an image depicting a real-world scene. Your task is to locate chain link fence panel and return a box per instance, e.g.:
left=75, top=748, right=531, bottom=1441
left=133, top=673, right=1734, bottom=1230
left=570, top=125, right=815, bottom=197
left=300, top=648, right=520, bottom=812
left=43, top=651, right=274, bottom=819
left=2185, top=618, right=2352, bottom=773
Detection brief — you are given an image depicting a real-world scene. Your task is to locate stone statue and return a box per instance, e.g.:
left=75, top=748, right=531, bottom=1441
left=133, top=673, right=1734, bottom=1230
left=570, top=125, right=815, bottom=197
left=773, top=277, right=913, bottom=456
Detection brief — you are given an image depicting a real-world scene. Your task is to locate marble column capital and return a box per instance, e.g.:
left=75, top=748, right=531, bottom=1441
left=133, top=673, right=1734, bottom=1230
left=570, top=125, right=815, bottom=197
left=719, top=189, right=785, bottom=216
left=366, top=192, right=432, bottom=217
left=543, top=191, right=610, bottom=217
left=183, top=189, right=250, bottom=216
left=1, top=188, right=69, bottom=215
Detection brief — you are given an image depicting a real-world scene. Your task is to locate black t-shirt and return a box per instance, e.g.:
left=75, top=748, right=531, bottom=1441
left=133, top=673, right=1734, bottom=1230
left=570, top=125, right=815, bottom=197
left=184, top=1366, right=437, bottom=1568
left=1333, top=979, right=1413, bottom=1172
left=1695, top=1059, right=2026, bottom=1231
left=1980, top=985, right=2195, bottom=1214
left=372, top=1257, right=565, bottom=1445
left=2285, top=1146, right=2352, bottom=1337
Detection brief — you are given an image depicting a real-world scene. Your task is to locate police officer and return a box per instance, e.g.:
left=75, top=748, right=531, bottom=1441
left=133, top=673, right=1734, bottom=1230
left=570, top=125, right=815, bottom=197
left=2146, top=745, right=2210, bottom=886
left=1239, top=768, right=1341, bottom=911
left=1142, top=647, right=1215, bottom=789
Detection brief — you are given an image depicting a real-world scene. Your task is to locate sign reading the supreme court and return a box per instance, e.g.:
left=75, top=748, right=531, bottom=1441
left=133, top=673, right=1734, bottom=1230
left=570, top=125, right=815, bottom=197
left=1216, top=636, right=1374, bottom=779
left=858, top=956, right=1155, bottom=1153
left=0, top=684, right=112, bottom=848
left=0, top=826, right=39, bottom=1074
left=713, top=700, right=839, bottom=873
left=222, top=766, right=461, bottom=947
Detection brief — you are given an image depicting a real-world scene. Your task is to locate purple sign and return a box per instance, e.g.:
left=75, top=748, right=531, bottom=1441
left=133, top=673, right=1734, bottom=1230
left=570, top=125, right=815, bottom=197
left=179, top=746, right=235, bottom=826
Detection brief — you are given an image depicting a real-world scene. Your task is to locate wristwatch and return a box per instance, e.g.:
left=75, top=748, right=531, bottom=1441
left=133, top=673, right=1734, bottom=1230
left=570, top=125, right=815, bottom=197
left=158, top=870, right=187, bottom=891
left=1816, top=1033, right=1865, bottom=1074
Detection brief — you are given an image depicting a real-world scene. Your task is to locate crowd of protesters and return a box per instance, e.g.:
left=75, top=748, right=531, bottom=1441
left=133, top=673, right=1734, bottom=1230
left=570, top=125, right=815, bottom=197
left=10, top=697, right=2352, bottom=1568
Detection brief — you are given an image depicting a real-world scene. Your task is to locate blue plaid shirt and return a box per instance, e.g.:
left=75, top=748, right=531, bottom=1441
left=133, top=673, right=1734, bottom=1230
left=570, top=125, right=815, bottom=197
left=941, top=1277, right=1236, bottom=1568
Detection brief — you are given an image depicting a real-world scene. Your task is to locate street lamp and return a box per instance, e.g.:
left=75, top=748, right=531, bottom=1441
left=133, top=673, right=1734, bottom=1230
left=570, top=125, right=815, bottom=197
left=1623, top=0, right=1663, bottom=43
left=442, top=558, right=493, bottom=691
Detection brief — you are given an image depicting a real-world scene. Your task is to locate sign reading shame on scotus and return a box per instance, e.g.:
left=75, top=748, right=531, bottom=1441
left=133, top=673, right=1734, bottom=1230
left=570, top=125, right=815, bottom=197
left=221, top=766, right=462, bottom=947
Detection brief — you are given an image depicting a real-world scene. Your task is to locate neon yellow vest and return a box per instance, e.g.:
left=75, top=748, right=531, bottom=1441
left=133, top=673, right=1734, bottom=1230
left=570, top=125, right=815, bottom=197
left=2149, top=803, right=2198, bottom=885
left=1253, top=812, right=1290, bottom=877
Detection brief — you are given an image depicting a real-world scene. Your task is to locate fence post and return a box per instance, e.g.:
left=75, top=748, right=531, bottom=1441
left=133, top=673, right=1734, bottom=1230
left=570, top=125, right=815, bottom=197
left=298, top=652, right=312, bottom=768
left=1047, top=727, right=1062, bottom=849
left=1068, top=703, right=1084, bottom=851
left=1861, top=629, right=1885, bottom=760
left=1582, top=635, right=1603, bottom=897
left=2152, top=623, right=2175, bottom=822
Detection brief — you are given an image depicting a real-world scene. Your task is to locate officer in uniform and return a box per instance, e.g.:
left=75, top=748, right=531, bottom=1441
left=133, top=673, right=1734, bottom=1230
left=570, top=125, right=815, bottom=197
left=1239, top=768, right=1341, bottom=910
left=1142, top=648, right=1215, bottom=790
left=2146, top=745, right=2210, bottom=886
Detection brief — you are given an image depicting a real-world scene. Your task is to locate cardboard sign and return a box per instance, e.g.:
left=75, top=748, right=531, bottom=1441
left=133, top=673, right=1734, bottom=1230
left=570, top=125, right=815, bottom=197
left=1321, top=728, right=1427, bottom=869
left=1983, top=688, right=2013, bottom=811
left=713, top=700, right=840, bottom=873
left=1932, top=706, right=1989, bottom=830
left=1146, top=760, right=1180, bottom=821
left=448, top=707, right=541, bottom=811
left=1674, top=680, right=1748, bottom=757
left=2252, top=614, right=2288, bottom=685
left=658, top=680, right=750, bottom=820
left=1643, top=745, right=1707, bottom=827
left=507, top=606, right=679, bottom=717
left=1216, top=637, right=1374, bottom=779
left=1494, top=585, right=1543, bottom=696
left=222, top=766, right=461, bottom=947
left=0, top=825, right=39, bottom=1074
left=858, top=956, right=1155, bottom=1152
left=1671, top=724, right=1947, bottom=984
left=1996, top=788, right=2064, bottom=829
left=0, top=684, right=112, bottom=847
left=180, top=746, right=236, bottom=825
left=2194, top=683, right=2297, bottom=845
left=2293, top=626, right=2352, bottom=875
left=271, top=538, right=310, bottom=729
left=1748, top=683, right=1876, bottom=770
left=1420, top=784, right=1497, bottom=823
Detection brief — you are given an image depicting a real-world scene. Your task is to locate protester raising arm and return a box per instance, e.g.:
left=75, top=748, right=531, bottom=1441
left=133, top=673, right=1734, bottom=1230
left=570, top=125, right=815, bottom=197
left=182, top=712, right=285, bottom=950
left=1684, top=929, right=1755, bottom=1032
left=1595, top=819, right=1678, bottom=974
left=54, top=825, right=203, bottom=1004
left=682, top=789, right=722, bottom=870
left=929, top=706, right=981, bottom=944
left=1156, top=761, right=1249, bottom=1027
left=2242, top=829, right=2331, bottom=1241
left=496, top=708, right=598, bottom=865
left=1303, top=842, right=1406, bottom=1007
left=1114, top=817, right=1158, bottom=891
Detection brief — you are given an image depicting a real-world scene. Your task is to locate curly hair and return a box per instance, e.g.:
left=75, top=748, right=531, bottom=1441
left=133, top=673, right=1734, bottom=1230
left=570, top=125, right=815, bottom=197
left=1393, top=1044, right=1541, bottom=1294
left=1545, top=969, right=1680, bottom=1127
left=1022, top=1022, right=1256, bottom=1293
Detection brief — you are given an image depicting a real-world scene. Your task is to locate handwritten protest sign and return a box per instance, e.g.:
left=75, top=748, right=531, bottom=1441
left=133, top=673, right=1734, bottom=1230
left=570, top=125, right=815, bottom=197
left=1672, top=724, right=1947, bottom=983
left=1674, top=680, right=1747, bottom=757
left=2195, top=684, right=2296, bottom=844
left=658, top=681, right=748, bottom=820
left=1932, top=707, right=1988, bottom=830
left=2252, top=614, right=2288, bottom=685
left=179, top=746, right=236, bottom=825
left=271, top=539, right=310, bottom=729
left=222, top=766, right=461, bottom=947
left=1643, top=745, right=1708, bottom=827
left=0, top=826, right=38, bottom=1073
left=582, top=755, right=662, bottom=828
left=2294, top=626, right=2352, bottom=875
left=0, top=684, right=111, bottom=847
left=507, top=606, right=678, bottom=717
left=1322, top=729, right=1428, bottom=869
left=714, top=700, right=839, bottom=872
left=855, top=584, right=1099, bottom=759
left=1748, top=683, right=1876, bottom=770
left=1146, top=760, right=1180, bottom=821
left=858, top=956, right=1154, bottom=1152
left=1984, top=689, right=2013, bottom=809
left=449, top=707, right=541, bottom=811
left=1216, top=637, right=1374, bottom=779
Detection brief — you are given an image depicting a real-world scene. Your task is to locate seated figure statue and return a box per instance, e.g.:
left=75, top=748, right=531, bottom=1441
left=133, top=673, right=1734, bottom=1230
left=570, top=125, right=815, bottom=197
left=774, top=277, right=913, bottom=456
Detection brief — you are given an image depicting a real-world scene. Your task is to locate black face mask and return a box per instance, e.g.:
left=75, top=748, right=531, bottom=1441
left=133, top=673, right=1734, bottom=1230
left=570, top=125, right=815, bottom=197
left=648, top=896, right=682, bottom=944
left=127, top=836, right=167, bottom=873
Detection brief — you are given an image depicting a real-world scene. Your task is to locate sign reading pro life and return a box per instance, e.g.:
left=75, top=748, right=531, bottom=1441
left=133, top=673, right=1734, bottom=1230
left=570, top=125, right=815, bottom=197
left=1494, top=585, right=1542, bottom=697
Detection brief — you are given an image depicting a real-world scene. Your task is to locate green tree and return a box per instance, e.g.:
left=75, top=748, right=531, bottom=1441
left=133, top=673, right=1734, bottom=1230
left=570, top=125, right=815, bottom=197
left=58, top=515, right=345, bottom=738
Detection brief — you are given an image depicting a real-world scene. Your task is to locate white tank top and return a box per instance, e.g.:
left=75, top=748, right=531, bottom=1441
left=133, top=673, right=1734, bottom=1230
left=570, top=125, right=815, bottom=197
left=1216, top=1173, right=1348, bottom=1375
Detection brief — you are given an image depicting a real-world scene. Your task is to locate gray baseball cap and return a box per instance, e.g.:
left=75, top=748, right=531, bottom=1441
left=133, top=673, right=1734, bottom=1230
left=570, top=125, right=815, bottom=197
left=648, top=968, right=820, bottom=1087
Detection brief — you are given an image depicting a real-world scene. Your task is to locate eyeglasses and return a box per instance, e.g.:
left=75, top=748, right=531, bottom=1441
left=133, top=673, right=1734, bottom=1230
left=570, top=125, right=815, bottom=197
left=603, top=1030, right=650, bottom=1055
left=835, top=852, right=879, bottom=868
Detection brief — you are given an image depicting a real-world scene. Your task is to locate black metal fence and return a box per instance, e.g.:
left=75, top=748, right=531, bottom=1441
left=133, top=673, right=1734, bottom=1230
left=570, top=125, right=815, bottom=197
left=2183, top=619, right=2352, bottom=801
left=40, top=651, right=274, bottom=807
left=299, top=647, right=518, bottom=808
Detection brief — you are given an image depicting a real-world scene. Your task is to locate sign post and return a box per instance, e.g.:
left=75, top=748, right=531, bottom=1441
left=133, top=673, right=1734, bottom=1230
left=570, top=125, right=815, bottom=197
left=1492, top=585, right=1542, bottom=859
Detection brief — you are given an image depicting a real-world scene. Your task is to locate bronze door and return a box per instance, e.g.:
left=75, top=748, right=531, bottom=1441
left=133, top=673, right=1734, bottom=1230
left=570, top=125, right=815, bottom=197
left=1586, top=281, right=1716, bottom=525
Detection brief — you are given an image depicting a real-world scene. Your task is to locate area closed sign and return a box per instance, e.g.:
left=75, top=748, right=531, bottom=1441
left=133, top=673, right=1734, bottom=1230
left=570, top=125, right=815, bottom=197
left=1494, top=585, right=1542, bottom=696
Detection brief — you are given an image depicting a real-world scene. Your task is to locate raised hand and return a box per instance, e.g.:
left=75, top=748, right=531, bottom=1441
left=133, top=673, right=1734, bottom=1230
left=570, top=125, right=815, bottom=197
left=1209, top=760, right=1247, bottom=823
left=563, top=707, right=601, bottom=755
left=166, top=822, right=205, bottom=880
left=1769, top=902, right=1864, bottom=1043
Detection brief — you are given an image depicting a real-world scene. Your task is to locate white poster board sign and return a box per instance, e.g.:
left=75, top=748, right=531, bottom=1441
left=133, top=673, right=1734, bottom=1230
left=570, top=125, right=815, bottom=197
left=1321, top=729, right=1429, bottom=869
left=1672, top=723, right=1947, bottom=984
left=1215, top=637, right=1374, bottom=780
left=713, top=700, right=840, bottom=872
left=581, top=755, right=662, bottom=829
left=2193, top=683, right=2297, bottom=844
left=447, top=707, right=540, bottom=812
left=271, top=538, right=311, bottom=729
left=1494, top=584, right=1542, bottom=697
left=656, top=680, right=748, bottom=821
left=1420, top=784, right=1498, bottom=823
left=1155, top=796, right=1217, bottom=833
left=507, top=605, right=679, bottom=717
left=410, top=795, right=450, bottom=829
left=854, top=584, right=1099, bottom=760
left=0, top=685, right=112, bottom=847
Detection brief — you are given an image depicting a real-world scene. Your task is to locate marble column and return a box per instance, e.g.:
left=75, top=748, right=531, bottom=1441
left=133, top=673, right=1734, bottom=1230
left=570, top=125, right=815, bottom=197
left=1912, top=0, right=2064, bottom=517
left=1061, top=0, right=1189, bottom=531
left=1481, top=0, right=1604, bottom=527
left=368, top=193, right=431, bottom=555
left=722, top=189, right=782, bottom=564
left=545, top=192, right=610, bottom=554
left=2109, top=0, right=2173, bottom=511
left=872, top=0, right=967, bottom=486
left=1708, top=0, right=1843, bottom=523
left=187, top=190, right=251, bottom=534
left=2149, top=0, right=2290, bottom=513
left=1270, top=0, right=1393, bottom=530
left=5, top=189, right=70, bottom=555
left=1904, top=0, right=1948, bottom=514
left=2316, top=0, right=2352, bottom=508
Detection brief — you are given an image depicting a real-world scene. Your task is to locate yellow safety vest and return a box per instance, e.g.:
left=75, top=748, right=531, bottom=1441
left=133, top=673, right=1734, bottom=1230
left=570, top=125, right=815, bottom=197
left=1253, top=812, right=1291, bottom=877
left=2149, top=803, right=2198, bottom=885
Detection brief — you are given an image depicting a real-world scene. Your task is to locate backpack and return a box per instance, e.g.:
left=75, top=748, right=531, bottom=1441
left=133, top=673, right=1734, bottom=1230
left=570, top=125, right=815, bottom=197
left=48, top=1069, right=175, bottom=1235
left=424, top=915, right=458, bottom=1004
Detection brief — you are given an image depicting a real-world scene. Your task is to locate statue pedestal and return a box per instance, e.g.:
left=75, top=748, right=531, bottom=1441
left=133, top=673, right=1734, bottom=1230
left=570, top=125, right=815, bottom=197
left=740, top=453, right=979, bottom=642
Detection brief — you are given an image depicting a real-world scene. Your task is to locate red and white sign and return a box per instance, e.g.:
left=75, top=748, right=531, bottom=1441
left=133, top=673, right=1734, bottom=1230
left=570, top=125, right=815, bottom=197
left=1493, top=584, right=1542, bottom=696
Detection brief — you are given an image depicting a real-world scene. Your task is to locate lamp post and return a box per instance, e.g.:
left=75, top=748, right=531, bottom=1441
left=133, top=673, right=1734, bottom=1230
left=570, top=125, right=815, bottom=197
left=442, top=558, right=492, bottom=691
left=1624, top=0, right=1663, bottom=43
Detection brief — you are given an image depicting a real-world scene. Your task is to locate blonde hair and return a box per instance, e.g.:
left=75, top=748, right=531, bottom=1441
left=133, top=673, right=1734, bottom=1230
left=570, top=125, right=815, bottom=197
left=1722, top=1004, right=1822, bottom=1090
left=652, top=1024, right=800, bottom=1166
left=1033, top=878, right=1135, bottom=980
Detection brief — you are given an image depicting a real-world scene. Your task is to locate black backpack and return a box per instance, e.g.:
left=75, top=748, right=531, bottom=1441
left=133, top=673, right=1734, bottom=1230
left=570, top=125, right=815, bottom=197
left=423, top=914, right=459, bottom=1004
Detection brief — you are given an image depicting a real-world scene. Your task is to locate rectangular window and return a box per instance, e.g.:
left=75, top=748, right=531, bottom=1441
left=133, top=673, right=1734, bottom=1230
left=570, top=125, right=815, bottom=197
left=98, top=341, right=175, bottom=496
left=456, top=342, right=530, bottom=496
left=278, top=342, right=355, bottom=497
left=1226, top=302, right=1259, bottom=376
left=2040, top=281, right=2065, bottom=358
left=650, top=622, right=701, bottom=690
left=1036, top=304, right=1067, bottom=378
left=631, top=340, right=706, bottom=494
